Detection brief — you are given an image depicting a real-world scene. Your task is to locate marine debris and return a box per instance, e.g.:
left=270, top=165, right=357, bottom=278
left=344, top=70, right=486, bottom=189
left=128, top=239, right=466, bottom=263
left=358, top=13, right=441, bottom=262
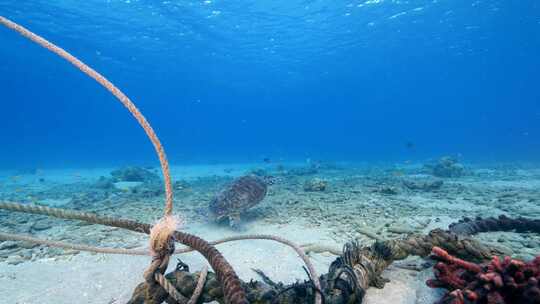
left=427, top=246, right=540, bottom=304
left=209, top=175, right=268, bottom=229
left=143, top=215, right=540, bottom=304
left=449, top=215, right=540, bottom=236
left=123, top=217, right=530, bottom=304
left=3, top=194, right=540, bottom=304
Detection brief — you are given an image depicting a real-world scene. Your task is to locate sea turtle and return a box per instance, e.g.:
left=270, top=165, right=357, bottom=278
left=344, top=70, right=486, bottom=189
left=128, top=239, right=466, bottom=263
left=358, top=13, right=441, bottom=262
left=209, top=175, right=268, bottom=229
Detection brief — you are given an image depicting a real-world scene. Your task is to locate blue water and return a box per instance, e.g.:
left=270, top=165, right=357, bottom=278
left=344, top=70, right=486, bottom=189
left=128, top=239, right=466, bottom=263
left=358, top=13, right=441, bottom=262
left=1, top=0, right=539, bottom=169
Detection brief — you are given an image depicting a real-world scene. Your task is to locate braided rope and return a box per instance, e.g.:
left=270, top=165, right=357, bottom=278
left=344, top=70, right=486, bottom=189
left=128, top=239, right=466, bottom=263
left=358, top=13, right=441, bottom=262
left=0, top=229, right=326, bottom=261
left=0, top=232, right=148, bottom=255
left=0, top=224, right=319, bottom=304
left=188, top=266, right=209, bottom=304
left=173, top=234, right=322, bottom=304
left=0, top=201, right=318, bottom=302
left=155, top=272, right=190, bottom=303
left=0, top=16, right=174, bottom=216
left=143, top=253, right=190, bottom=304
left=0, top=201, right=247, bottom=304
left=0, top=201, right=152, bottom=233
left=144, top=258, right=167, bottom=284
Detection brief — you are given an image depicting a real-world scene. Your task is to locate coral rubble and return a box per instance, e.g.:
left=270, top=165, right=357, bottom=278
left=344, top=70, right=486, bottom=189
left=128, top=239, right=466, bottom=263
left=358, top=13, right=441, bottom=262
left=110, top=166, right=160, bottom=183
left=427, top=246, right=540, bottom=304
left=402, top=178, right=443, bottom=191
left=428, top=157, right=465, bottom=178
left=303, top=178, right=327, bottom=192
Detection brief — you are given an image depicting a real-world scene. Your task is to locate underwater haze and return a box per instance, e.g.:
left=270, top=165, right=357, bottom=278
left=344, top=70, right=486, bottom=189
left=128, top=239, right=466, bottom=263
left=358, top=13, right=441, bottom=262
left=4, top=2, right=540, bottom=304
left=1, top=0, right=540, bottom=168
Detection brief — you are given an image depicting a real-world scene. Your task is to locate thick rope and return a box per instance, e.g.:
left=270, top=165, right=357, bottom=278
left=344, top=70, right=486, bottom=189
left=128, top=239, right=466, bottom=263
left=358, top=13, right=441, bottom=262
left=188, top=266, right=209, bottom=304
left=143, top=255, right=188, bottom=304
left=0, top=231, right=335, bottom=260
left=0, top=232, right=148, bottom=255
left=0, top=230, right=321, bottom=295
left=155, top=272, right=190, bottom=303
left=0, top=15, right=173, bottom=216
left=144, top=257, right=169, bottom=284
left=0, top=221, right=319, bottom=304
left=0, top=201, right=152, bottom=233
left=0, top=233, right=310, bottom=303
left=175, top=234, right=322, bottom=304
left=0, top=201, right=247, bottom=304
left=177, top=234, right=322, bottom=304
left=449, top=214, right=540, bottom=236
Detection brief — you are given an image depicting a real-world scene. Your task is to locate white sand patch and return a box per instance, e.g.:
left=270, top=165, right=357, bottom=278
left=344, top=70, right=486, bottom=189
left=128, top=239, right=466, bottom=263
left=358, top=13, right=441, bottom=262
left=39, top=198, right=72, bottom=207
left=488, top=179, right=540, bottom=189
left=113, top=181, right=142, bottom=191
left=0, top=253, right=148, bottom=304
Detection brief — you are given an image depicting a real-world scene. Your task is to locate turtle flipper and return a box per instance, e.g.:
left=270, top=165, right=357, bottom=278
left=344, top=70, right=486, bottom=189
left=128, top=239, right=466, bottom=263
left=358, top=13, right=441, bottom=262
left=229, top=213, right=242, bottom=230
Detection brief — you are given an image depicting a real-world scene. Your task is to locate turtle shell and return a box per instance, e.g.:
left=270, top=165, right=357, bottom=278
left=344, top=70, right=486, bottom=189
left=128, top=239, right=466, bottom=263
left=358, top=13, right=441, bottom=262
left=209, top=175, right=267, bottom=220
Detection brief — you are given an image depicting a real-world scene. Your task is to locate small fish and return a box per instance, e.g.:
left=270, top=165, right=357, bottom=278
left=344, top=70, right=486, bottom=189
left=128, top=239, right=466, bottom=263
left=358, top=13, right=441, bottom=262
left=11, top=175, right=20, bottom=181
left=263, top=157, right=271, bottom=163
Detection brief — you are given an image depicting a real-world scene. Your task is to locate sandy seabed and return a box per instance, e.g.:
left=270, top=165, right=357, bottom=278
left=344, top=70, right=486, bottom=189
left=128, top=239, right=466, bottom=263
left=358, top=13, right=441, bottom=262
left=1, top=161, right=539, bottom=304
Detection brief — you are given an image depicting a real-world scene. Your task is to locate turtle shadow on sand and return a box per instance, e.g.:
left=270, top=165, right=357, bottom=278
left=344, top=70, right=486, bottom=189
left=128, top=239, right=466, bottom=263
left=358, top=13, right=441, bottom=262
left=209, top=209, right=265, bottom=231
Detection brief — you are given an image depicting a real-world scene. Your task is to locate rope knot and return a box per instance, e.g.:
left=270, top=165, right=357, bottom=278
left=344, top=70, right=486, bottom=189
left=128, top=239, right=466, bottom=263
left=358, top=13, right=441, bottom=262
left=144, top=215, right=182, bottom=285
left=149, top=215, right=181, bottom=259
